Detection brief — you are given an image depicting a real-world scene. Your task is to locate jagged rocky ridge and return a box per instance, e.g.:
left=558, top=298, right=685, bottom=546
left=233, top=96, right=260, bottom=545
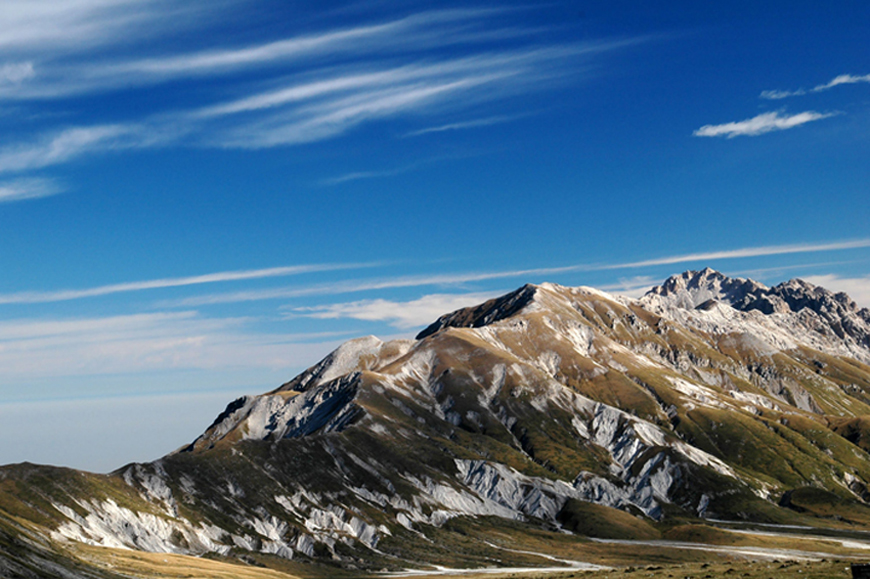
left=646, top=268, right=870, bottom=357
left=4, top=269, right=870, bottom=575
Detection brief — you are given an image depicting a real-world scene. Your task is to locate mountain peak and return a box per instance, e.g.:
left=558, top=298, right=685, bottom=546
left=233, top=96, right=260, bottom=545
left=760, top=277, right=870, bottom=345
left=643, top=268, right=767, bottom=310
left=415, top=283, right=539, bottom=339
left=641, top=269, right=870, bottom=353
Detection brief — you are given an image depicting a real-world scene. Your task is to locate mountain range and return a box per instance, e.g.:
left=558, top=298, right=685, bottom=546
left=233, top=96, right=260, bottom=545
left=4, top=268, right=870, bottom=578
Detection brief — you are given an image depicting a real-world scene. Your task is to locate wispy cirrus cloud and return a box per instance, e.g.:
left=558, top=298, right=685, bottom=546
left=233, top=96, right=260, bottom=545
left=163, top=238, right=870, bottom=307
left=204, top=45, right=602, bottom=149
left=729, top=260, right=861, bottom=280
left=605, top=239, right=870, bottom=268
left=0, top=3, right=627, bottom=173
left=102, top=17, right=419, bottom=77
left=1, top=9, right=514, bottom=100
left=693, top=110, right=837, bottom=138
left=405, top=114, right=523, bottom=137
left=0, top=177, right=64, bottom=203
left=0, top=311, right=345, bottom=378
left=192, top=52, right=542, bottom=118
left=213, top=74, right=503, bottom=148
left=0, top=45, right=610, bottom=170
left=291, top=291, right=501, bottom=329
left=600, top=276, right=657, bottom=298
left=319, top=151, right=477, bottom=186
left=761, top=73, right=870, bottom=100
left=760, top=89, right=804, bottom=101
left=320, top=165, right=420, bottom=186
left=0, top=124, right=153, bottom=174
left=0, top=0, right=202, bottom=55
left=0, top=62, right=35, bottom=86
left=161, top=266, right=584, bottom=307
left=0, top=262, right=376, bottom=305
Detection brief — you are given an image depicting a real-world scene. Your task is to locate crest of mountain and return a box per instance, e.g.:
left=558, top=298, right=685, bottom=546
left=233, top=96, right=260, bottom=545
left=415, top=283, right=538, bottom=339
left=4, top=269, right=870, bottom=578
left=643, top=267, right=769, bottom=310
left=642, top=267, right=870, bottom=363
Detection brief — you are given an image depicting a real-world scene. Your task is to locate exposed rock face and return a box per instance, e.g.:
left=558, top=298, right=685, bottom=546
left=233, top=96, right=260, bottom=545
left=188, top=372, right=363, bottom=451
left=416, top=284, right=537, bottom=339
left=757, top=279, right=870, bottom=346
left=641, top=268, right=870, bottom=364
left=6, top=269, right=870, bottom=574
left=645, top=268, right=768, bottom=310
left=646, top=268, right=870, bottom=331
left=640, top=268, right=870, bottom=363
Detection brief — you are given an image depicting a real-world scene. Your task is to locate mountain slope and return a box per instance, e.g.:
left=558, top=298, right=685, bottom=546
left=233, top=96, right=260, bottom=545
left=4, top=269, right=870, bottom=576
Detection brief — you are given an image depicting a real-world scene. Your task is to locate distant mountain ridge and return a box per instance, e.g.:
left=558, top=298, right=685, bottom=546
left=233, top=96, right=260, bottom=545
left=642, top=268, right=870, bottom=363
left=4, top=268, right=870, bottom=578
left=648, top=267, right=869, bottom=334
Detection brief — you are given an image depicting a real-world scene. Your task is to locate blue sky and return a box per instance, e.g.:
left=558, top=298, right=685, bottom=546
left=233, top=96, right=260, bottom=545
left=1, top=0, right=869, bottom=472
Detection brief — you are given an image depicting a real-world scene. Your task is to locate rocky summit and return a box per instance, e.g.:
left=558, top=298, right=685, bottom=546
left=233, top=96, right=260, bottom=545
left=4, top=269, right=870, bottom=578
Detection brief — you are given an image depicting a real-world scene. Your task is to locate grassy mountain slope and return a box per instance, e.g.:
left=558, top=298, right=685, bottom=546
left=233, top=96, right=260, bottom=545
left=5, top=270, right=870, bottom=577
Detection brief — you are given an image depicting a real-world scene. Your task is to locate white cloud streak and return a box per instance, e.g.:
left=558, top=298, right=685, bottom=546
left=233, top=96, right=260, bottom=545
left=759, top=89, right=804, bottom=100
left=318, top=152, right=472, bottom=186
left=107, top=20, right=408, bottom=76
left=292, top=291, right=501, bottom=329
left=0, top=177, right=64, bottom=203
left=813, top=73, right=870, bottom=91
left=4, top=67, right=501, bottom=170
left=729, top=260, right=861, bottom=280
left=165, top=239, right=870, bottom=307
left=0, top=5, right=620, bottom=169
left=92, top=10, right=503, bottom=77
left=205, top=45, right=592, bottom=149
left=320, top=166, right=418, bottom=186
left=693, top=110, right=837, bottom=138
left=321, top=168, right=407, bottom=186
left=163, top=266, right=585, bottom=307
left=0, top=62, right=35, bottom=85
left=0, top=9, right=513, bottom=100
left=761, top=73, right=870, bottom=100
left=0, top=0, right=184, bottom=54
left=599, top=276, right=657, bottom=299
left=191, top=50, right=552, bottom=119
left=0, top=311, right=343, bottom=378
left=405, top=114, right=521, bottom=137
left=605, top=239, right=870, bottom=269
left=0, top=124, right=149, bottom=174
left=217, top=75, right=502, bottom=148
left=0, top=0, right=228, bottom=103
left=0, top=262, right=376, bottom=305
left=0, top=237, right=858, bottom=308
left=0, top=45, right=593, bottom=169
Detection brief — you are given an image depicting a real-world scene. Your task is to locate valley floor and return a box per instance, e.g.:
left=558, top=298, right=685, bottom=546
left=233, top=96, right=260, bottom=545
left=49, top=524, right=870, bottom=579
left=390, top=559, right=858, bottom=579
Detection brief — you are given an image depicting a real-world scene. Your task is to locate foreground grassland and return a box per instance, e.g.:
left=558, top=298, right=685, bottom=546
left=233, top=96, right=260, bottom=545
left=60, top=523, right=870, bottom=579
left=76, top=544, right=303, bottom=579
left=67, top=546, right=869, bottom=579
left=419, top=560, right=859, bottom=579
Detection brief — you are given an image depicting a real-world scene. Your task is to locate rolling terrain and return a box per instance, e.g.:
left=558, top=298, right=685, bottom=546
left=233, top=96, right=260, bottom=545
left=4, top=268, right=870, bottom=578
